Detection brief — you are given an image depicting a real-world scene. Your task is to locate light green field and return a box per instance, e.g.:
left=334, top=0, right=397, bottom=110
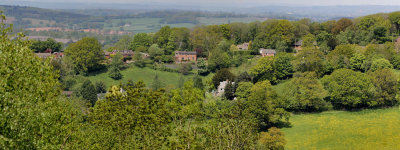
left=86, top=65, right=211, bottom=89
left=282, top=107, right=400, bottom=150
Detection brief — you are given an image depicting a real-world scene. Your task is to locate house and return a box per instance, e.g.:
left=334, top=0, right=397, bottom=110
left=293, top=40, right=317, bottom=53
left=175, top=51, right=197, bottom=63
left=259, top=48, right=276, bottom=57
left=216, top=80, right=235, bottom=97
left=53, top=52, right=64, bottom=58
left=237, top=43, right=249, bottom=50
left=104, top=51, right=112, bottom=59
left=113, top=50, right=134, bottom=57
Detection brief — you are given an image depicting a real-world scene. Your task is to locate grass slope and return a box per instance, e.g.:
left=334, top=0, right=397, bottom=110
left=282, top=107, right=400, bottom=150
left=86, top=66, right=209, bottom=89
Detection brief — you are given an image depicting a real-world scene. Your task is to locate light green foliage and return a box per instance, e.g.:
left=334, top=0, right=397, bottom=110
left=250, top=53, right=293, bottom=84
left=368, top=69, right=399, bottom=107
left=235, top=82, right=253, bottom=99
left=165, top=30, right=176, bottom=55
left=207, top=49, right=231, bottom=71
left=282, top=107, right=400, bottom=149
left=108, top=52, right=124, bottom=80
left=327, top=44, right=357, bottom=69
left=389, top=11, right=400, bottom=33
left=0, top=14, right=80, bottom=149
left=148, top=44, right=164, bottom=58
left=292, top=47, right=325, bottom=76
left=196, top=58, right=209, bottom=75
left=322, top=69, right=375, bottom=108
left=133, top=50, right=145, bottom=68
left=154, top=26, right=172, bottom=49
left=350, top=53, right=367, bottom=71
left=169, top=81, right=204, bottom=120
left=114, top=35, right=132, bottom=50
left=130, top=33, right=152, bottom=51
left=258, top=127, right=286, bottom=150
left=246, top=80, right=290, bottom=129
left=90, top=82, right=171, bottom=148
left=64, top=37, right=104, bottom=74
left=370, top=58, right=393, bottom=71
left=390, top=54, right=400, bottom=69
left=302, top=33, right=315, bottom=47
left=282, top=72, right=327, bottom=111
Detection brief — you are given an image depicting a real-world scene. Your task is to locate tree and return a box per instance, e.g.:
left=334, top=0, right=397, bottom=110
left=236, top=72, right=252, bottom=83
left=178, top=63, right=192, bottom=75
left=321, top=69, right=375, bottom=108
left=390, top=54, right=400, bottom=69
left=235, top=82, right=253, bottom=99
left=388, top=11, right=400, bottom=33
left=212, top=68, right=235, bottom=89
left=331, top=18, right=353, bottom=34
left=350, top=53, right=367, bottom=71
left=368, top=69, right=399, bottom=107
left=192, top=76, right=204, bottom=90
left=302, top=33, right=316, bottom=47
left=114, top=35, right=132, bottom=50
left=197, top=58, right=209, bottom=75
left=293, top=47, right=325, bottom=76
left=245, top=80, right=289, bottom=129
left=224, top=81, right=235, bottom=100
left=282, top=72, right=327, bottom=111
left=134, top=50, right=145, bottom=68
left=151, top=74, right=164, bottom=90
left=95, top=81, right=107, bottom=93
left=370, top=58, right=393, bottom=72
left=64, top=37, right=104, bottom=74
left=108, top=53, right=123, bottom=80
left=258, top=127, right=286, bottom=150
left=154, top=26, right=172, bottom=49
left=81, top=80, right=97, bottom=106
left=30, top=38, right=63, bottom=52
left=326, top=44, right=357, bottom=70
left=148, top=44, right=164, bottom=59
left=130, top=33, right=152, bottom=51
left=207, top=49, right=231, bottom=72
left=250, top=57, right=275, bottom=83
left=0, top=14, right=77, bottom=148
left=165, top=31, right=176, bottom=55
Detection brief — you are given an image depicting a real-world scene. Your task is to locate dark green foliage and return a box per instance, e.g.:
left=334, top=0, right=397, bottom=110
left=151, top=74, right=164, bottom=90
left=192, top=76, right=204, bottom=90
left=236, top=72, right=252, bottom=82
left=293, top=47, right=325, bottom=76
left=178, top=63, right=192, bottom=75
left=30, top=38, right=63, bottom=52
left=95, top=81, right=107, bottom=93
left=224, top=81, right=235, bottom=100
left=322, top=69, right=375, bottom=109
left=208, top=49, right=231, bottom=72
left=212, top=68, right=235, bottom=89
left=80, top=80, right=98, bottom=106
left=108, top=66, right=122, bottom=80
left=108, top=53, right=124, bottom=80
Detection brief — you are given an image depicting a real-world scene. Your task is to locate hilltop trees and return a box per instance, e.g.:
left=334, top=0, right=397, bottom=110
left=64, top=37, right=104, bottom=74
left=30, top=38, right=63, bottom=52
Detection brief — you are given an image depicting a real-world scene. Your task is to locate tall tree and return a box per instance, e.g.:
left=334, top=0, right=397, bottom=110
left=64, top=37, right=104, bottom=74
left=80, top=80, right=97, bottom=106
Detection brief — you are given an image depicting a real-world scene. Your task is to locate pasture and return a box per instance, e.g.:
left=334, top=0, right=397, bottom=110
left=282, top=107, right=400, bottom=150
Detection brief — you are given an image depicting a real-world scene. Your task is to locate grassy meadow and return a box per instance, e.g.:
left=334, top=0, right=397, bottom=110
left=282, top=107, right=400, bottom=150
left=86, top=65, right=212, bottom=89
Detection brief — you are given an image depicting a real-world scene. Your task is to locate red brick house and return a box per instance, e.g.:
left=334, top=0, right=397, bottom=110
left=175, top=51, right=197, bottom=63
left=259, top=49, right=276, bottom=57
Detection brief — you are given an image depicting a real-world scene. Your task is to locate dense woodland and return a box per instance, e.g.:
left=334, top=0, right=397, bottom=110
left=2, top=9, right=400, bottom=149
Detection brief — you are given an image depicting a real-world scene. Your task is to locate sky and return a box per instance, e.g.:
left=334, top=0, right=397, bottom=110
left=19, top=0, right=400, bottom=6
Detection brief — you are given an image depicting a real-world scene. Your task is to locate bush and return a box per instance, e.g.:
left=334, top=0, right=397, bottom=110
left=370, top=58, right=393, bottom=72
left=95, top=81, right=107, bottom=93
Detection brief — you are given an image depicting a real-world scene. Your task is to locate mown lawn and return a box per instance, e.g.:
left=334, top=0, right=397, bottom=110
left=86, top=65, right=211, bottom=89
left=281, top=107, right=400, bottom=150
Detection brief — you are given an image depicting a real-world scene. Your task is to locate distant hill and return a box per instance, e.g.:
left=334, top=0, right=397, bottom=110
left=0, top=5, right=90, bottom=24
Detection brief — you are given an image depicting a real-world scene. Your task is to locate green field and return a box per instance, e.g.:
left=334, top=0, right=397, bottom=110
left=282, top=107, right=400, bottom=150
left=86, top=65, right=211, bottom=89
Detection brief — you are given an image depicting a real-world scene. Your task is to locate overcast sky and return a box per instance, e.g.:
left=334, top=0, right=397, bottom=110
left=22, top=0, right=400, bottom=6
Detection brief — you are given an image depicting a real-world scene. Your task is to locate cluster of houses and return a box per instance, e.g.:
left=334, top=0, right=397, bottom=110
left=34, top=49, right=64, bottom=59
